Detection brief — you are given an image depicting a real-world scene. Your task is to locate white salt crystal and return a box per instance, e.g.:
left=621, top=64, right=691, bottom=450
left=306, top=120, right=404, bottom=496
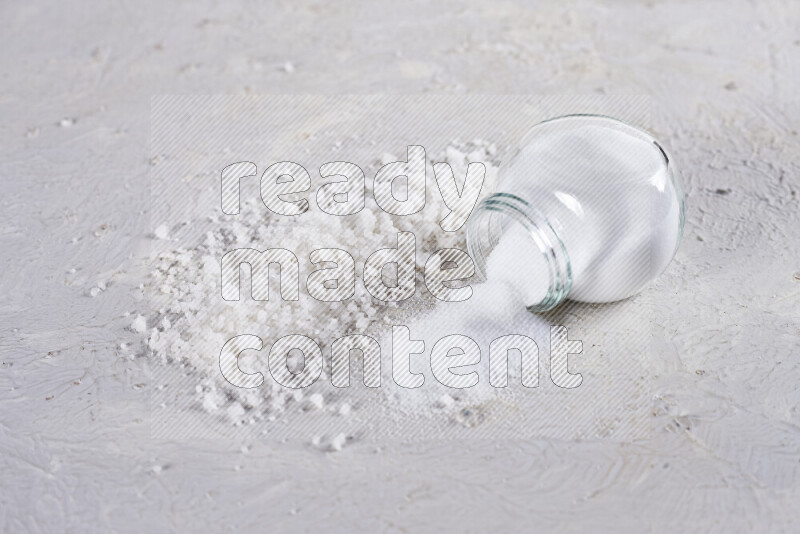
left=436, top=394, right=455, bottom=409
left=329, top=433, right=347, bottom=452
left=282, top=61, right=295, bottom=73
left=338, top=403, right=352, bottom=416
left=486, top=223, right=550, bottom=307
left=445, top=145, right=464, bottom=164
left=153, top=224, right=170, bottom=240
left=307, top=393, right=324, bottom=410
left=130, top=315, right=147, bottom=333
left=227, top=402, right=245, bottom=423
left=202, top=394, right=217, bottom=412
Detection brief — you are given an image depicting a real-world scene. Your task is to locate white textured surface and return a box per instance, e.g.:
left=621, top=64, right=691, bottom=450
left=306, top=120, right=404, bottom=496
left=1, top=0, right=799, bottom=532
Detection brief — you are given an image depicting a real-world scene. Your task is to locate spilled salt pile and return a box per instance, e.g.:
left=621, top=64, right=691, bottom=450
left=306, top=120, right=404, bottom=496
left=377, top=247, right=550, bottom=417
left=145, top=140, right=507, bottom=431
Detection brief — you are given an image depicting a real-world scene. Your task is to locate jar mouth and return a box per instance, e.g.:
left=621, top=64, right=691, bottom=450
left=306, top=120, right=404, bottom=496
left=467, top=193, right=572, bottom=312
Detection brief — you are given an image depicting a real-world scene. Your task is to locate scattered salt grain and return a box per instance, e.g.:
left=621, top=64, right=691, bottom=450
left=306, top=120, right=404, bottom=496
left=329, top=433, right=347, bottom=452
left=153, top=224, right=170, bottom=240
left=130, top=315, right=147, bottom=333
left=227, top=402, right=245, bottom=423
left=307, top=393, right=324, bottom=410
left=436, top=394, right=455, bottom=409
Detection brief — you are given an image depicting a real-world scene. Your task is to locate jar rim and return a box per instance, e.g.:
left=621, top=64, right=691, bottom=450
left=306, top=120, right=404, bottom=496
left=467, top=193, right=572, bottom=312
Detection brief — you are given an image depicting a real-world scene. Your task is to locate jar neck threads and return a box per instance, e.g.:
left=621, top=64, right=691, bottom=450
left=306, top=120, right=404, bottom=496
left=467, top=193, right=572, bottom=312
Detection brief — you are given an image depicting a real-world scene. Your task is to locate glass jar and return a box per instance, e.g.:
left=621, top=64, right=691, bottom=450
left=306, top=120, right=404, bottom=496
left=467, top=114, right=685, bottom=311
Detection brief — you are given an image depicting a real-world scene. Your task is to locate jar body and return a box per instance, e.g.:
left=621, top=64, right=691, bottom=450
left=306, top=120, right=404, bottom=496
left=467, top=115, right=685, bottom=311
